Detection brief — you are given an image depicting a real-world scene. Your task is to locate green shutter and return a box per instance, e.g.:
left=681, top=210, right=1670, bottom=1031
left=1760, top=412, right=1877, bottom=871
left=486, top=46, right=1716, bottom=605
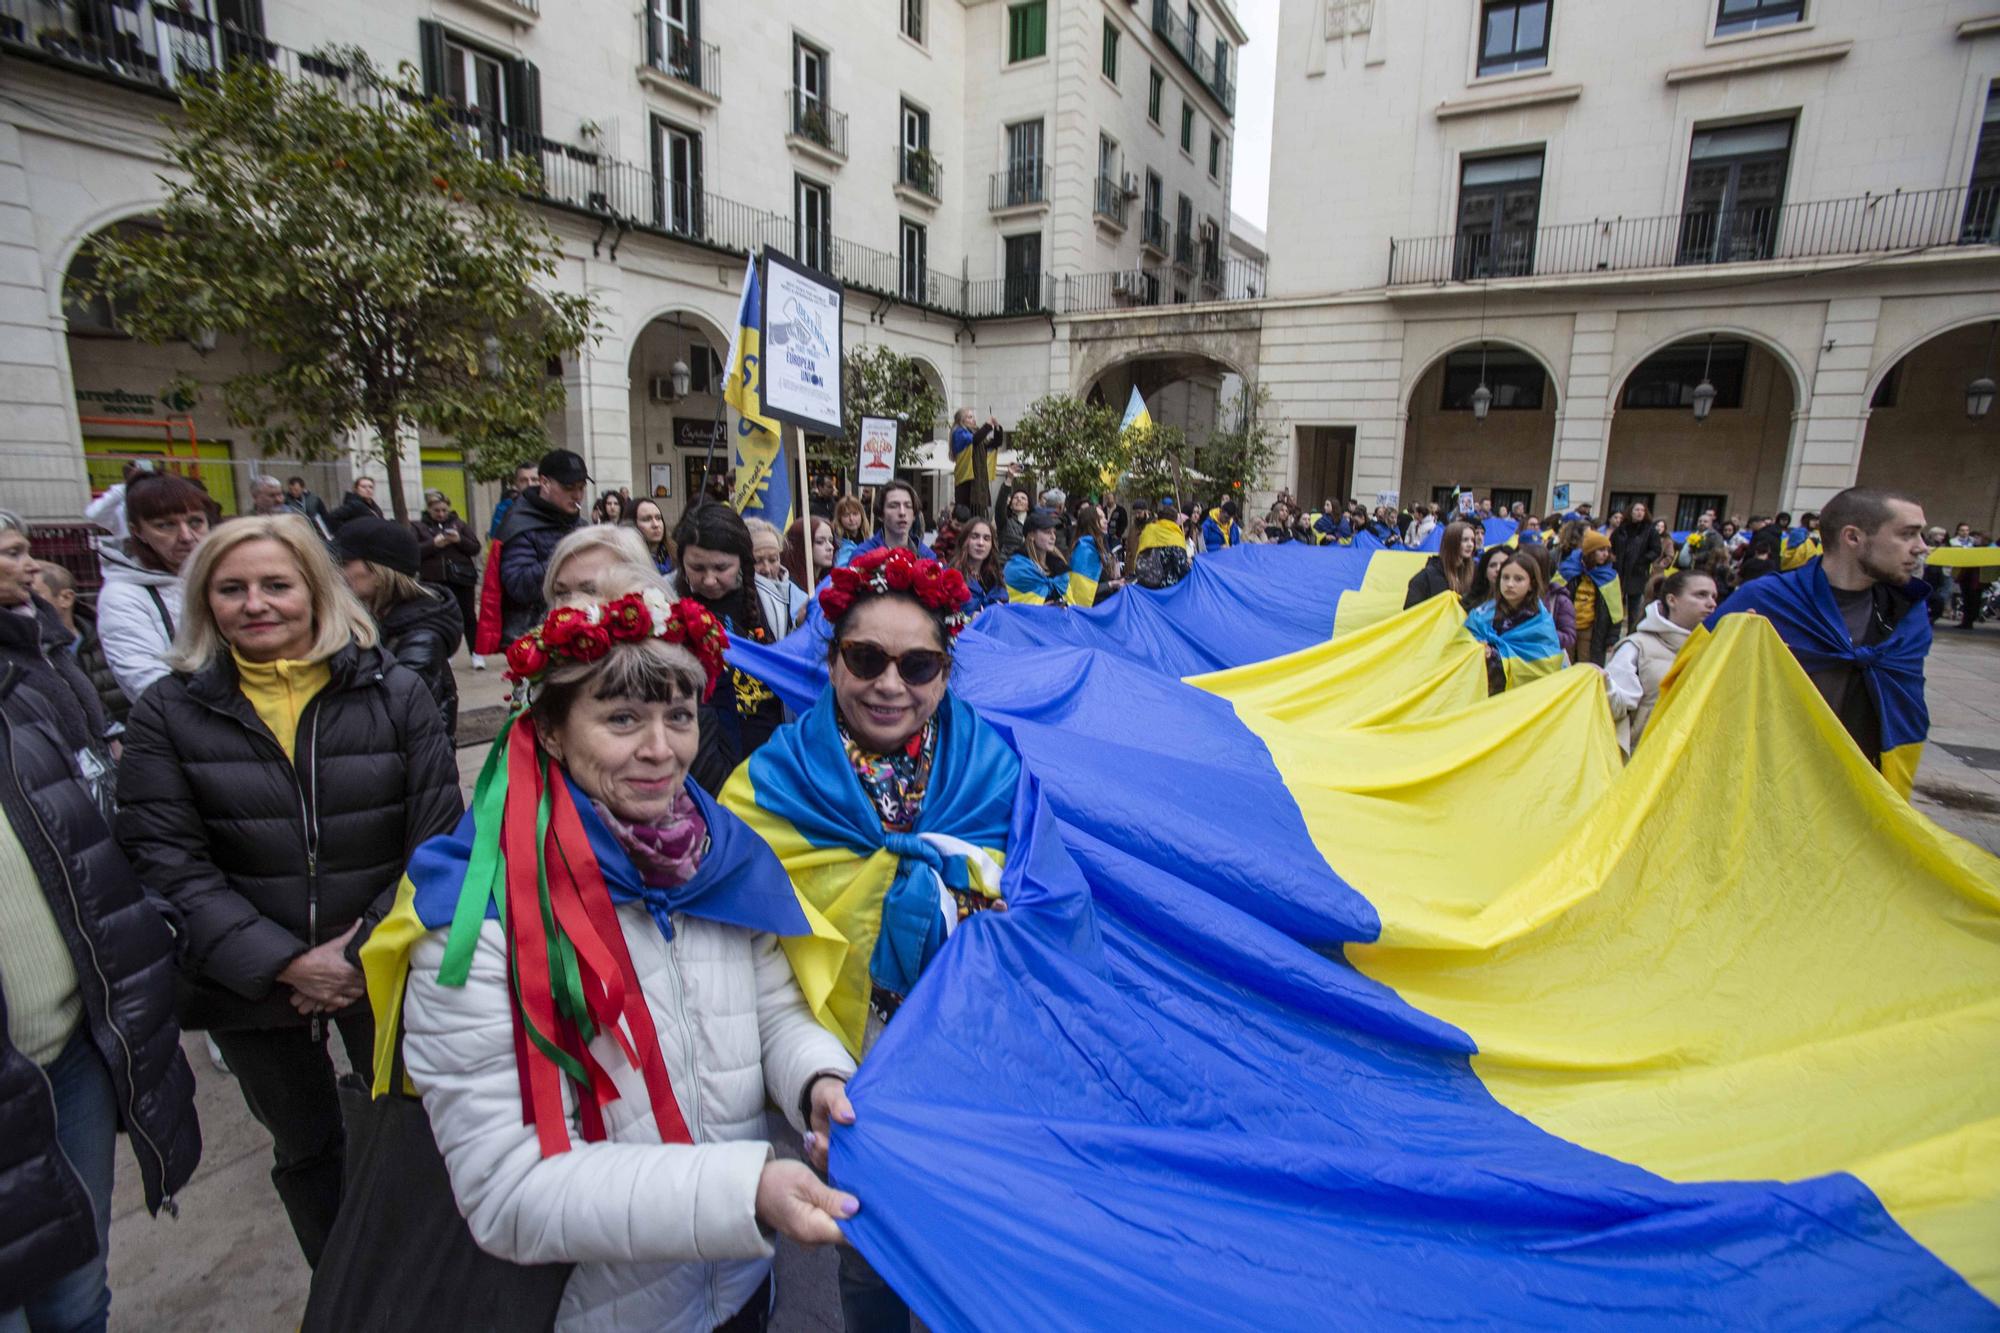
left=1102, top=19, right=1117, bottom=80
left=1009, top=0, right=1046, bottom=62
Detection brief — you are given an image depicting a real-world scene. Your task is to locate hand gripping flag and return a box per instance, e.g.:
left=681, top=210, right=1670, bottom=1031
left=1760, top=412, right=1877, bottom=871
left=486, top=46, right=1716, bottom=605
left=722, top=253, right=792, bottom=531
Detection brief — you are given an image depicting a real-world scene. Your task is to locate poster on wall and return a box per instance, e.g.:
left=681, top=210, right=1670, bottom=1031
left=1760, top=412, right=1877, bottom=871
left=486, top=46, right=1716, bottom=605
left=1553, top=482, right=1572, bottom=510
left=1374, top=490, right=1399, bottom=510
left=857, top=416, right=898, bottom=486
left=758, top=247, right=845, bottom=435
left=648, top=463, right=675, bottom=498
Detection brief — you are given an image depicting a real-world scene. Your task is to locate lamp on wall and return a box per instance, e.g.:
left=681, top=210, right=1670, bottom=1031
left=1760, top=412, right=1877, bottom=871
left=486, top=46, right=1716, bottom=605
left=1967, top=323, right=1998, bottom=420
left=481, top=334, right=505, bottom=378
left=1690, top=335, right=1717, bottom=424
left=669, top=357, right=692, bottom=400
left=187, top=327, right=217, bottom=356
left=1471, top=339, right=1492, bottom=423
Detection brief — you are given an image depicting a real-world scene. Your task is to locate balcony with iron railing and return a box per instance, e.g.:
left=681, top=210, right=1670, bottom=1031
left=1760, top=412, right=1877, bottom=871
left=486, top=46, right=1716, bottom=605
left=1150, top=0, right=1234, bottom=116
left=1140, top=207, right=1170, bottom=254
left=989, top=161, right=1048, bottom=212
left=785, top=89, right=846, bottom=164
left=896, top=147, right=942, bottom=203
left=1388, top=186, right=2000, bottom=287
left=0, top=0, right=353, bottom=92
left=1094, top=175, right=1130, bottom=228
left=637, top=13, right=719, bottom=104
left=1172, top=229, right=1195, bottom=271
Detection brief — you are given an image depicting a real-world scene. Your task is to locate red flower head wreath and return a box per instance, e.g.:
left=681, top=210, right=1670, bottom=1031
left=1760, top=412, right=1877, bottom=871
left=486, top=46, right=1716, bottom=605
left=818, top=547, right=972, bottom=635
left=504, top=589, right=730, bottom=699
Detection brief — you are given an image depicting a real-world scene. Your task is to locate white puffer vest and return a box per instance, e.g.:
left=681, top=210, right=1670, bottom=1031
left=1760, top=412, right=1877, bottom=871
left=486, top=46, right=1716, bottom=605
left=400, top=908, right=854, bottom=1333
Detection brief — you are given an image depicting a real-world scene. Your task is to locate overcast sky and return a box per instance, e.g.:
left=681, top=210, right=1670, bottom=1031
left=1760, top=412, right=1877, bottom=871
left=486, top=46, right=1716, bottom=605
left=1230, top=0, right=1280, bottom=232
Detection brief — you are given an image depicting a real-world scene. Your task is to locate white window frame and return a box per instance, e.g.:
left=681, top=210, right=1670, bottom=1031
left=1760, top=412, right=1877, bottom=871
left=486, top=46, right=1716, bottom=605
left=900, top=219, right=928, bottom=302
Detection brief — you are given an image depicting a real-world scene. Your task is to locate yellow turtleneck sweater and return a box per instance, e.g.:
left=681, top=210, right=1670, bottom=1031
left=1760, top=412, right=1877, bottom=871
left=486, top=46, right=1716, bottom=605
left=231, top=649, right=330, bottom=761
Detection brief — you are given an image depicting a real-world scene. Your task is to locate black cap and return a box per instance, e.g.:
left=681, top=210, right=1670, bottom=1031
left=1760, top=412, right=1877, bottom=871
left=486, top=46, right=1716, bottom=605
left=1023, top=507, right=1059, bottom=534
left=335, top=517, right=420, bottom=577
left=537, top=448, right=591, bottom=486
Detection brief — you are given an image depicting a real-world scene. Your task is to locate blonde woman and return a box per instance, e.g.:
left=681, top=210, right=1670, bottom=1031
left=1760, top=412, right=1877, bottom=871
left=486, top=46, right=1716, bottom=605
left=543, top=523, right=658, bottom=604
left=115, top=514, right=462, bottom=1267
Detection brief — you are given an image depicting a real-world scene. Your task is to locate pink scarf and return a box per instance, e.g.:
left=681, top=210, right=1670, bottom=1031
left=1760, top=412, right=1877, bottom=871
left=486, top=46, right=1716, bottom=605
left=590, top=792, right=707, bottom=887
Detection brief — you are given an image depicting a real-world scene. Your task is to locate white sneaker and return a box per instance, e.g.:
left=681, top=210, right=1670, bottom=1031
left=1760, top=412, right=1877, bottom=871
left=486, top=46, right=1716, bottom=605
left=205, top=1034, right=231, bottom=1076
left=470, top=654, right=486, bottom=670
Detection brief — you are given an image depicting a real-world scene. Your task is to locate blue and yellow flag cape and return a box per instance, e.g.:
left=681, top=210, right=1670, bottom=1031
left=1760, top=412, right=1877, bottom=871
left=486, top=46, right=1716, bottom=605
left=1463, top=600, right=1565, bottom=688
left=1706, top=556, right=1933, bottom=796
left=1067, top=534, right=1104, bottom=607
left=1003, top=551, right=1068, bottom=607
left=722, top=253, right=791, bottom=531
left=1558, top=547, right=1625, bottom=626
left=1135, top=517, right=1183, bottom=554
left=719, top=688, right=1016, bottom=1056
left=715, top=554, right=1999, bottom=1326
left=1781, top=524, right=1822, bottom=571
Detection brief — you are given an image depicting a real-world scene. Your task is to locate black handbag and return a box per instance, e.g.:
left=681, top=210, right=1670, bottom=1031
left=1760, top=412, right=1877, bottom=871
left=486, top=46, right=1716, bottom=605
left=302, top=1068, right=573, bottom=1332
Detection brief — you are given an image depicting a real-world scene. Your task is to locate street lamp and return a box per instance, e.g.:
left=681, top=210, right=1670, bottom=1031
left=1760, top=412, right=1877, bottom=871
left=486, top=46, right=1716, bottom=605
left=669, top=358, right=692, bottom=399
left=1690, top=335, right=1717, bottom=425
left=480, top=334, right=504, bottom=377
left=1968, top=375, right=1996, bottom=420
left=1470, top=382, right=1493, bottom=421
left=187, top=327, right=217, bottom=356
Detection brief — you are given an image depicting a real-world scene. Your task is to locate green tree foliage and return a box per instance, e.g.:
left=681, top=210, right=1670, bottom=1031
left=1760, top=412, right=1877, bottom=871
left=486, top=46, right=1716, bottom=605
left=841, top=343, right=946, bottom=471
left=1195, top=379, right=1283, bottom=498
left=1121, top=421, right=1191, bottom=507
left=1010, top=394, right=1124, bottom=501
left=82, top=52, right=595, bottom=516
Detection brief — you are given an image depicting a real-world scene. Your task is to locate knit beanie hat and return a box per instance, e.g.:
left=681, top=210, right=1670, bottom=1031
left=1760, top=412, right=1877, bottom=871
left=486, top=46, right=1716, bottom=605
left=1580, top=528, right=1613, bottom=558
left=336, top=517, right=421, bottom=576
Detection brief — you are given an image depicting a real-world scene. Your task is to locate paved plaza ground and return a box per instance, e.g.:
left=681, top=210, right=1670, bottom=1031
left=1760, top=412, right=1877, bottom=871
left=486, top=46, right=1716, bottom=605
left=101, top=623, right=2000, bottom=1330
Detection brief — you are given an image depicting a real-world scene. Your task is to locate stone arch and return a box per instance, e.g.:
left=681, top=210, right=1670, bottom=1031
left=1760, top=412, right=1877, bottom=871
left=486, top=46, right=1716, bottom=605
left=48, top=200, right=171, bottom=317
left=622, top=303, right=733, bottom=359
left=1862, top=311, right=2000, bottom=404
left=1399, top=336, right=1564, bottom=515
left=1397, top=334, right=1567, bottom=410
left=1609, top=325, right=1807, bottom=415
left=1855, top=318, right=2000, bottom=534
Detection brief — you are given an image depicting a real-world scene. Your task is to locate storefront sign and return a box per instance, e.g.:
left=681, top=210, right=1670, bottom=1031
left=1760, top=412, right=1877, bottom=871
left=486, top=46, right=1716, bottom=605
left=673, top=418, right=727, bottom=452
left=758, top=248, right=845, bottom=434
left=75, top=387, right=194, bottom=417
left=857, top=416, right=898, bottom=486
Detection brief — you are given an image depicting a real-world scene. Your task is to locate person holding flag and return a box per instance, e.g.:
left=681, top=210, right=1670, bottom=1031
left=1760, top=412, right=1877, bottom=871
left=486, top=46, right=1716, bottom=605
left=1559, top=528, right=1623, bottom=665
left=721, top=254, right=795, bottom=541
left=1004, top=510, right=1071, bottom=606
left=949, top=409, right=1003, bottom=516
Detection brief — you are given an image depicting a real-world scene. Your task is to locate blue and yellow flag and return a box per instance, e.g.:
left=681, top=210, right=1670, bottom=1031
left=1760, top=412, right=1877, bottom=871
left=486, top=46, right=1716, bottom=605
left=1119, top=385, right=1151, bottom=436
left=1781, top=524, right=1822, bottom=571
left=715, top=549, right=1999, bottom=1327
left=1003, top=551, right=1068, bottom=606
left=1463, top=600, right=1565, bottom=687
left=722, top=253, right=792, bottom=530
left=1067, top=534, right=1103, bottom=607
left=1558, top=547, right=1625, bottom=626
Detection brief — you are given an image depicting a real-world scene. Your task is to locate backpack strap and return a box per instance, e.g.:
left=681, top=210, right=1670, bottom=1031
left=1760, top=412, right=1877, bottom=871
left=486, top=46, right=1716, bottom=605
left=145, top=585, right=176, bottom=640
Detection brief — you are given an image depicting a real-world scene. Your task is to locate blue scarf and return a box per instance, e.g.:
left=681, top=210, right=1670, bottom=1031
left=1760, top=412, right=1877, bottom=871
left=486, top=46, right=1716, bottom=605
left=746, top=688, right=1018, bottom=996
left=406, top=773, right=810, bottom=942
left=1706, top=557, right=1932, bottom=753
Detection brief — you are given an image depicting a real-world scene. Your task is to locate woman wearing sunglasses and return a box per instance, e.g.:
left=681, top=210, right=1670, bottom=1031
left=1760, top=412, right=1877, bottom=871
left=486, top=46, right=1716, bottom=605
left=720, top=545, right=1019, bottom=1333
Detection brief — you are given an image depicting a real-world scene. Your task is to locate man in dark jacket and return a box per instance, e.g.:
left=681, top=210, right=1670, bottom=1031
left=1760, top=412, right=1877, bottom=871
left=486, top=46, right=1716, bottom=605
left=1610, top=500, right=1663, bottom=632
left=325, top=476, right=384, bottom=534
left=495, top=448, right=588, bottom=643
left=0, top=667, right=201, bottom=1326
left=31, top=566, right=129, bottom=733
left=412, top=489, right=482, bottom=667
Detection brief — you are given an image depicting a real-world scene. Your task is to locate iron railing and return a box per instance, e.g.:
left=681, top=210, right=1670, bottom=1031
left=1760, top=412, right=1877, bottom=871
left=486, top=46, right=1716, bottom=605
left=1052, top=258, right=1265, bottom=313
left=785, top=89, right=846, bottom=158
left=639, top=13, right=719, bottom=98
left=0, top=0, right=351, bottom=90
left=989, top=161, right=1048, bottom=210
left=1173, top=228, right=1195, bottom=270
left=1094, top=174, right=1130, bottom=226
left=1388, top=185, right=2000, bottom=286
left=897, top=147, right=942, bottom=200
left=1140, top=207, right=1170, bottom=253
left=1150, top=0, right=1234, bottom=115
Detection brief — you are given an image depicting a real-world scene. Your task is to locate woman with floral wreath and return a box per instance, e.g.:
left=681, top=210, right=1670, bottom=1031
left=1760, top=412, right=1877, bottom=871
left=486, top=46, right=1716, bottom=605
left=360, top=564, right=859, bottom=1332
left=719, top=545, right=1019, bottom=1333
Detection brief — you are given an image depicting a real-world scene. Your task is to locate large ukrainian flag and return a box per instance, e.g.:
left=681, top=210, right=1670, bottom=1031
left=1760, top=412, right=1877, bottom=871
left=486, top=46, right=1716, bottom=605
left=718, top=542, right=1997, bottom=1329
left=721, top=253, right=792, bottom=530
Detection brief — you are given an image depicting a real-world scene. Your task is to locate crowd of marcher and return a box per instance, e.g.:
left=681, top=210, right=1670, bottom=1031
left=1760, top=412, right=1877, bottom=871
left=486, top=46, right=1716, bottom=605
left=0, top=412, right=1986, bottom=1332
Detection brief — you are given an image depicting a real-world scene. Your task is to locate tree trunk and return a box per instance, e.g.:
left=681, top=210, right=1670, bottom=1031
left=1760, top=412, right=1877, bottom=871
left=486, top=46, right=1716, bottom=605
left=377, top=419, right=409, bottom=521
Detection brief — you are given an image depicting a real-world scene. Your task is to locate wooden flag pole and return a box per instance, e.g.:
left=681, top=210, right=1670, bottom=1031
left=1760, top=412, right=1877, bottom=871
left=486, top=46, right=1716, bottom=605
left=792, top=423, right=816, bottom=591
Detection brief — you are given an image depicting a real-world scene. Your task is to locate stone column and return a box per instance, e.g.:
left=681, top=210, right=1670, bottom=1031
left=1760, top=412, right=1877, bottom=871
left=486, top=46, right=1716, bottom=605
left=1550, top=310, right=1616, bottom=508
left=572, top=258, right=632, bottom=495
left=0, top=123, right=90, bottom=519
left=1787, top=297, right=1881, bottom=511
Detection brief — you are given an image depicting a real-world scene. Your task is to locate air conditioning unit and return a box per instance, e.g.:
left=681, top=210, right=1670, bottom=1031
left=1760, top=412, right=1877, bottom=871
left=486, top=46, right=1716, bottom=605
left=649, top=375, right=678, bottom=403
left=1121, top=171, right=1140, bottom=199
left=1111, top=269, right=1143, bottom=298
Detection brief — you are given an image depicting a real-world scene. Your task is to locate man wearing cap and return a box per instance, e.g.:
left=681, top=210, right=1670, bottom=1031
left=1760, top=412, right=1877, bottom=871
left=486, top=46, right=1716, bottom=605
left=493, top=448, right=587, bottom=643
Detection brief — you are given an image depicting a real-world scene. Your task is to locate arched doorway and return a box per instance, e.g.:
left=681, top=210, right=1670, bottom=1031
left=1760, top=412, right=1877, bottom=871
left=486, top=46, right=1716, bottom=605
left=1400, top=340, right=1561, bottom=516
left=1858, top=321, right=2000, bottom=534
left=1603, top=336, right=1796, bottom=528
left=626, top=309, right=732, bottom=516
left=1081, top=349, right=1247, bottom=507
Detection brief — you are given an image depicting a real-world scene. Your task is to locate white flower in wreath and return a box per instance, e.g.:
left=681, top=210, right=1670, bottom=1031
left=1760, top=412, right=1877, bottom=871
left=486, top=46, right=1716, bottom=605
left=640, top=587, right=674, bottom=637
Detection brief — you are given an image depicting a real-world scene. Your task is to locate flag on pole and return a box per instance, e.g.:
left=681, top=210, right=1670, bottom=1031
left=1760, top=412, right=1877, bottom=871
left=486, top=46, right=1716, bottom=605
left=721, top=253, right=792, bottom=530
left=1120, top=385, right=1152, bottom=435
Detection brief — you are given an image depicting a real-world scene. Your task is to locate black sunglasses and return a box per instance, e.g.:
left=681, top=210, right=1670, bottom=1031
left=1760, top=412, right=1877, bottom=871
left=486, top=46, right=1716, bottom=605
left=836, top=640, right=949, bottom=686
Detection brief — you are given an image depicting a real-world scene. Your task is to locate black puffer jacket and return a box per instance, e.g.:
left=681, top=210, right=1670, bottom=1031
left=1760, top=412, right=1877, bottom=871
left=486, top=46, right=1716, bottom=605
left=0, top=668, right=200, bottom=1309
left=1404, top=557, right=1453, bottom=610
left=71, top=602, right=130, bottom=730
left=115, top=641, right=462, bottom=1030
left=495, top=489, right=580, bottom=642
left=379, top=587, right=463, bottom=743
left=0, top=597, right=108, bottom=757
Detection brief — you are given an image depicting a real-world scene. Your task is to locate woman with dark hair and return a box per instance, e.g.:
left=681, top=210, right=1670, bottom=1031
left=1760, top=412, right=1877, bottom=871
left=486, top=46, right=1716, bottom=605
left=949, top=516, right=1008, bottom=612
left=336, top=518, right=464, bottom=742
left=1004, top=509, right=1071, bottom=606
left=1070, top=502, right=1120, bottom=605
left=996, top=488, right=1033, bottom=561
left=591, top=491, right=625, bottom=525
left=1738, top=524, right=1784, bottom=583
left=1465, top=544, right=1514, bottom=613
left=1522, top=541, right=1577, bottom=658
left=672, top=502, right=793, bottom=793
left=95, top=470, right=211, bottom=704
left=627, top=496, right=674, bottom=575
left=1404, top=520, right=1477, bottom=609
left=1605, top=568, right=1718, bottom=752
left=116, top=515, right=461, bottom=1267
left=364, top=566, right=858, bottom=1333
left=782, top=514, right=838, bottom=595
left=1466, top=549, right=1563, bottom=695
left=719, top=547, right=1013, bottom=1333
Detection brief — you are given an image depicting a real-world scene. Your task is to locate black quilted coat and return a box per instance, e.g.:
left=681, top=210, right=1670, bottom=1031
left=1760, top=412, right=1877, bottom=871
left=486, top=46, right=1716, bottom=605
left=378, top=587, right=463, bottom=743
left=115, top=641, right=462, bottom=1030
left=0, top=666, right=199, bottom=1309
